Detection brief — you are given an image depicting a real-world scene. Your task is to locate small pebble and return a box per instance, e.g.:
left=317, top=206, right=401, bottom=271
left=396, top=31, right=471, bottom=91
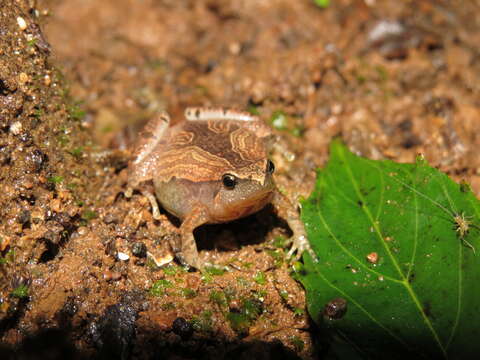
left=111, top=271, right=122, bottom=281
left=229, top=42, right=241, bottom=55
left=172, top=317, right=193, bottom=340
left=77, top=226, right=88, bottom=236
left=44, top=74, right=51, bottom=86
left=17, top=16, right=27, bottom=31
left=0, top=234, right=11, bottom=251
left=331, top=103, right=343, bottom=115
left=131, top=242, right=147, bottom=258
left=147, top=251, right=174, bottom=267
left=18, top=72, right=29, bottom=84
left=366, top=252, right=378, bottom=264
left=102, top=213, right=118, bottom=224
left=117, top=251, right=130, bottom=261
left=16, top=210, right=31, bottom=225
left=103, top=270, right=121, bottom=281
left=10, top=121, right=22, bottom=135
left=103, top=270, right=112, bottom=281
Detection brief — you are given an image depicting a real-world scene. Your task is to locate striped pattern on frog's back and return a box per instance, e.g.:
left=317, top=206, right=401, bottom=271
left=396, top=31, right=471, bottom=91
left=154, top=119, right=268, bottom=184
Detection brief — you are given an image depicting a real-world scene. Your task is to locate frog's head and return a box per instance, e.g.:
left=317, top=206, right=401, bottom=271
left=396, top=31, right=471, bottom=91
left=210, top=158, right=276, bottom=222
left=152, top=119, right=277, bottom=222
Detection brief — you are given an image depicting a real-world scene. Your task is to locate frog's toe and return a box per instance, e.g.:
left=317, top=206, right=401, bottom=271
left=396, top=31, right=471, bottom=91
left=175, top=254, right=191, bottom=269
left=141, top=190, right=162, bottom=219
left=165, top=232, right=181, bottom=253
left=176, top=252, right=204, bottom=271
left=286, top=244, right=301, bottom=260
left=287, top=235, right=318, bottom=262
left=203, top=262, right=230, bottom=272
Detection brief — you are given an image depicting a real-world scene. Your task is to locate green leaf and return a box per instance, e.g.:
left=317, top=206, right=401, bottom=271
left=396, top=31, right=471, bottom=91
left=299, top=140, right=480, bottom=359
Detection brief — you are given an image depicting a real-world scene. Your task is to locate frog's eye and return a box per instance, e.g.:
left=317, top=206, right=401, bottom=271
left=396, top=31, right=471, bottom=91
left=266, top=160, right=275, bottom=174
left=222, top=174, right=237, bottom=190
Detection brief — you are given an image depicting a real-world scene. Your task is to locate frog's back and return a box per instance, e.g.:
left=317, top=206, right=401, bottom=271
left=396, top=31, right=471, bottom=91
left=155, top=119, right=267, bottom=183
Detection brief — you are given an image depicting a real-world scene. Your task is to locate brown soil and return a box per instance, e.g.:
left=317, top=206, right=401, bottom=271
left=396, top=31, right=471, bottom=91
left=1, top=0, right=480, bottom=359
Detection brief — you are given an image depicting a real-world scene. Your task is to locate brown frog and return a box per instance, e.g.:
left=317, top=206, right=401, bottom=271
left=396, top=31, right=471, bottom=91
left=126, top=107, right=314, bottom=269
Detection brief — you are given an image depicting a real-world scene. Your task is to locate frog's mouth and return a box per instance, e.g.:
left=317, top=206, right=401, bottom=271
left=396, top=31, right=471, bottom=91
left=213, top=189, right=274, bottom=223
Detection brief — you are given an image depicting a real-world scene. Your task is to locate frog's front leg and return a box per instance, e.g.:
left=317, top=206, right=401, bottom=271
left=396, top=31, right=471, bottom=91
left=177, top=204, right=210, bottom=270
left=141, top=190, right=162, bottom=220
left=272, top=191, right=317, bottom=261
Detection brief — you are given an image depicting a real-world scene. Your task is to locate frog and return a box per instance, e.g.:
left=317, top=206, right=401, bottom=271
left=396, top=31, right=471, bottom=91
left=125, top=107, right=315, bottom=269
